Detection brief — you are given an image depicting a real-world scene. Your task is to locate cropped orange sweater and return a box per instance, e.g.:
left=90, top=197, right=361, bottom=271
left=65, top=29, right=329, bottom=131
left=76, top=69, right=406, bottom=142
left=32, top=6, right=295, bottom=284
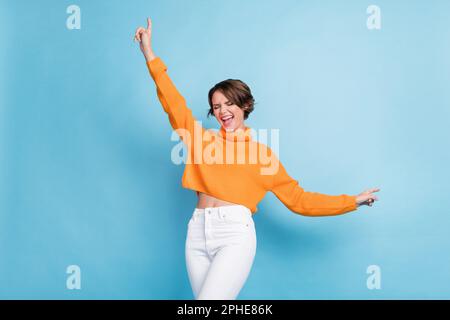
left=146, top=56, right=358, bottom=216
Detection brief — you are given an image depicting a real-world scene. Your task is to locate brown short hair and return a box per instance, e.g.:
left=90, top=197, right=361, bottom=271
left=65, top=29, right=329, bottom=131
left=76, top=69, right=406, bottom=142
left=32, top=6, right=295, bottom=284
left=207, top=79, right=256, bottom=120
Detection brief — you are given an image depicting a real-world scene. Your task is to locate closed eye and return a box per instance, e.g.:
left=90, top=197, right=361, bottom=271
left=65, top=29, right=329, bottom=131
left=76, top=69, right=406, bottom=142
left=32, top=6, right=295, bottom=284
left=213, top=101, right=233, bottom=109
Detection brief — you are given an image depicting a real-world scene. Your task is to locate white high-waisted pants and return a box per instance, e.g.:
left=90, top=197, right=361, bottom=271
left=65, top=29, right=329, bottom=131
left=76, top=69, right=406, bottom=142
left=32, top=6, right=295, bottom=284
left=185, top=204, right=257, bottom=300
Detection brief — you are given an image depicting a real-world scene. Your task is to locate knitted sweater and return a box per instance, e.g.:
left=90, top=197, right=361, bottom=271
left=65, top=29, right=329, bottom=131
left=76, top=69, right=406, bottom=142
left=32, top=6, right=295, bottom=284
left=146, top=56, right=358, bottom=215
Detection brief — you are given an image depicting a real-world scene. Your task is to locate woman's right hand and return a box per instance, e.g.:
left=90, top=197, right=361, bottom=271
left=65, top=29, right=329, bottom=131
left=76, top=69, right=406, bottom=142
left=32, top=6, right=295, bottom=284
left=134, top=17, right=156, bottom=61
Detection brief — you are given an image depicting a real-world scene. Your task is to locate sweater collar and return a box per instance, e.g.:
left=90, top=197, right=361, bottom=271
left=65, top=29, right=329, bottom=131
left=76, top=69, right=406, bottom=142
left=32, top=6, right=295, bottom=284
left=218, top=126, right=252, bottom=142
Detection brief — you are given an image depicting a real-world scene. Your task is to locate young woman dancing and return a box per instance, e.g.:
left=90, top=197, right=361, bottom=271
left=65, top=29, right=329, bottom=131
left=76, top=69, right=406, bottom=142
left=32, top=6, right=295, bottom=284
left=134, top=17, right=380, bottom=300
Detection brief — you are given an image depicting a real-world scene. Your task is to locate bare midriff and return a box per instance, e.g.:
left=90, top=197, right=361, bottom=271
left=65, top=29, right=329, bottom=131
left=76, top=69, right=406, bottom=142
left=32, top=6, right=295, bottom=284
left=196, top=192, right=241, bottom=209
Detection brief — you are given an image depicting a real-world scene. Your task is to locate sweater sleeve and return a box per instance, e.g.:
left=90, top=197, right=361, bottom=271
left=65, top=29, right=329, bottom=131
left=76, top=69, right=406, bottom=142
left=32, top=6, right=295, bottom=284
left=269, top=154, right=358, bottom=217
left=146, top=57, right=202, bottom=143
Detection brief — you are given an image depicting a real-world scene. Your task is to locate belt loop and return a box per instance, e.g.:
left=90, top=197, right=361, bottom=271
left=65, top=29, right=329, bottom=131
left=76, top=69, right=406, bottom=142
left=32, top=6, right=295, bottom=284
left=214, top=207, right=219, bottom=218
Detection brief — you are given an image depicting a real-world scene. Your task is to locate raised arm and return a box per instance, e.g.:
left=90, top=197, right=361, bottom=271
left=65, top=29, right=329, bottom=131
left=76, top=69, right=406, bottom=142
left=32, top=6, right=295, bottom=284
left=134, top=18, right=202, bottom=143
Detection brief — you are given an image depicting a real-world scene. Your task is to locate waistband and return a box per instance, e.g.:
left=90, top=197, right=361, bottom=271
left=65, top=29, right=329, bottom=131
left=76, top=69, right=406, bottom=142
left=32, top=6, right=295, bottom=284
left=192, top=204, right=252, bottom=218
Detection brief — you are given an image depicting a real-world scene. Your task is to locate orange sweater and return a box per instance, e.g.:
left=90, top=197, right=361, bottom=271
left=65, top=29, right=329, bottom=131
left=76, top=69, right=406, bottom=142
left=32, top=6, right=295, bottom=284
left=146, top=56, right=358, bottom=216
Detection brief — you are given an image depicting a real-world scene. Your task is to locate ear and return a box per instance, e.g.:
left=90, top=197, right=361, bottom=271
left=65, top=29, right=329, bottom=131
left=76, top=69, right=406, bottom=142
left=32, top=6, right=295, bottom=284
left=241, top=103, right=250, bottom=112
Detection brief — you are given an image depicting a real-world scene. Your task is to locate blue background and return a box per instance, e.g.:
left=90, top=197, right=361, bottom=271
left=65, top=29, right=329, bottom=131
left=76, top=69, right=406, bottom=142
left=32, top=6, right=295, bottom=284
left=1, top=0, right=449, bottom=299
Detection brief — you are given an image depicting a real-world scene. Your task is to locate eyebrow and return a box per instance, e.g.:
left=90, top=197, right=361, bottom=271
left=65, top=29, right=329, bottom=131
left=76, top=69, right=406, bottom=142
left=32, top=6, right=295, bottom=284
left=212, top=100, right=230, bottom=107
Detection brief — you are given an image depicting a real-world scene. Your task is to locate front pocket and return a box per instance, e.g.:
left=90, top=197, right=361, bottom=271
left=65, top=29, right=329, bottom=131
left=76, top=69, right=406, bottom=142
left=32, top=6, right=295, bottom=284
left=222, top=215, right=253, bottom=228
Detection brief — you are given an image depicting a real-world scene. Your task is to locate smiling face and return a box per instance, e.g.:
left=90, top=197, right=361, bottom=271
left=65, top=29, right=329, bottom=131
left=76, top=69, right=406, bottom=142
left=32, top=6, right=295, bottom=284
left=211, top=90, right=246, bottom=132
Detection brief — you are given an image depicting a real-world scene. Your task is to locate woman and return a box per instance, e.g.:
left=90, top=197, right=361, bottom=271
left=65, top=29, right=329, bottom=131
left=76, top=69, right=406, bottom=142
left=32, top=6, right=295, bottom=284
left=134, top=18, right=380, bottom=300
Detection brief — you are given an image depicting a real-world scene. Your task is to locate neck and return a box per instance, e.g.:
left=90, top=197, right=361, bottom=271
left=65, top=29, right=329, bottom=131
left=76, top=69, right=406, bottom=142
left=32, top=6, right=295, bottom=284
left=219, top=124, right=252, bottom=142
left=226, top=123, right=246, bottom=132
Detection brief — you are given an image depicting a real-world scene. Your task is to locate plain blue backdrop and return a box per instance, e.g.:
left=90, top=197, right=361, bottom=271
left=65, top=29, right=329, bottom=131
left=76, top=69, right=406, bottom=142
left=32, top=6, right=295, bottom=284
left=1, top=0, right=450, bottom=299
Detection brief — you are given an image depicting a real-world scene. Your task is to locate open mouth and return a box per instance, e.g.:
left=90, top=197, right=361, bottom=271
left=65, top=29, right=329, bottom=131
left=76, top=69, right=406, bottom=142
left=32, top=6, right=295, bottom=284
left=221, top=115, right=234, bottom=126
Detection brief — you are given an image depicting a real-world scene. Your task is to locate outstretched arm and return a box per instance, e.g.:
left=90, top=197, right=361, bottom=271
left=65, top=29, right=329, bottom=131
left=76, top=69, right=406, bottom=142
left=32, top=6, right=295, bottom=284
left=134, top=18, right=202, bottom=142
left=269, top=152, right=380, bottom=216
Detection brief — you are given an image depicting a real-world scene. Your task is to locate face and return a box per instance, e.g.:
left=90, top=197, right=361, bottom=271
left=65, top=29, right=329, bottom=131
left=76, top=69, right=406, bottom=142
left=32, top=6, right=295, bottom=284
left=211, top=90, right=246, bottom=132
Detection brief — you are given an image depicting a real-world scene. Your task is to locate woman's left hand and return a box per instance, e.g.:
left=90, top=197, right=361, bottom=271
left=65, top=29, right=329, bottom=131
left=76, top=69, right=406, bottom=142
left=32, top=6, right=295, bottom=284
left=356, top=188, right=380, bottom=207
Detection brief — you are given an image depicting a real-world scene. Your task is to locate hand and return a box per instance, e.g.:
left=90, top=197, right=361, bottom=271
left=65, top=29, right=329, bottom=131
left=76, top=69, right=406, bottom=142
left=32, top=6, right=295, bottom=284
left=355, top=188, right=380, bottom=207
left=133, top=17, right=155, bottom=61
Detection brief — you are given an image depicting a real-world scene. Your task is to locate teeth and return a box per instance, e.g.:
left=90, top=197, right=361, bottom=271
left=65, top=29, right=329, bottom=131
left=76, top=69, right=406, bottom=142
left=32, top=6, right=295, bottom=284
left=222, top=116, right=233, bottom=121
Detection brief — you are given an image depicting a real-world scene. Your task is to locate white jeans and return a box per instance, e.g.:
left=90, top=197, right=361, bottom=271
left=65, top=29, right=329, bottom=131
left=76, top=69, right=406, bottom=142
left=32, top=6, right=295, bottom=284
left=185, top=204, right=257, bottom=300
